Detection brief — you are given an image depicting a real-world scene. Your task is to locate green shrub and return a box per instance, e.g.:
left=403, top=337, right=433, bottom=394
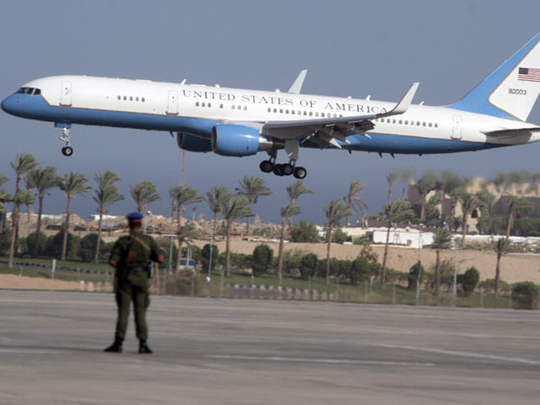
left=512, top=282, right=540, bottom=309
left=350, top=257, right=371, bottom=285
left=78, top=233, right=105, bottom=263
left=0, top=228, right=12, bottom=256
left=252, top=244, right=273, bottom=276
left=331, top=228, right=348, bottom=244
left=478, top=278, right=510, bottom=294
left=353, top=235, right=371, bottom=245
left=290, top=221, right=320, bottom=243
left=407, top=261, right=425, bottom=289
left=25, top=231, right=48, bottom=257
left=155, top=237, right=178, bottom=270
left=200, top=244, right=219, bottom=273
left=300, top=253, right=318, bottom=280
left=457, top=267, right=480, bottom=296
left=44, top=232, right=81, bottom=260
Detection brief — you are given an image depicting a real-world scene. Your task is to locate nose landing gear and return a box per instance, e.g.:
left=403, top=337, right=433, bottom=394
left=59, top=126, right=73, bottom=157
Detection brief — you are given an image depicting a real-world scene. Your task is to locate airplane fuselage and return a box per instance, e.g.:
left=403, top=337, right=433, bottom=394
left=3, top=75, right=539, bottom=157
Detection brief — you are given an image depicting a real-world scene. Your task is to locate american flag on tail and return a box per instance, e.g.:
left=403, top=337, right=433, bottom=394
left=518, top=67, right=540, bottom=82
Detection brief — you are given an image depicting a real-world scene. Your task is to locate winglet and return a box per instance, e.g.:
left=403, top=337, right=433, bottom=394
left=288, top=70, right=308, bottom=94
left=384, top=82, right=419, bottom=116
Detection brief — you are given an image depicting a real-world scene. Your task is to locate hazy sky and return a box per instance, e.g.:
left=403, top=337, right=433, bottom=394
left=1, top=0, right=540, bottom=225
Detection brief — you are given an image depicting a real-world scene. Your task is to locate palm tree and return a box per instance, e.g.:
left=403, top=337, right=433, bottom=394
left=493, top=238, right=511, bottom=298
left=171, top=185, right=201, bottom=226
left=27, top=167, right=60, bottom=257
left=416, top=171, right=437, bottom=221
left=380, top=200, right=414, bottom=288
left=93, top=171, right=124, bottom=263
left=23, top=174, right=36, bottom=222
left=220, top=196, right=252, bottom=275
left=9, top=154, right=38, bottom=265
left=205, top=186, right=232, bottom=237
left=277, top=204, right=301, bottom=281
left=130, top=181, right=160, bottom=213
left=235, top=176, right=272, bottom=236
left=174, top=222, right=199, bottom=272
left=0, top=173, right=8, bottom=190
left=400, top=170, right=414, bottom=200
left=447, top=176, right=467, bottom=231
left=57, top=172, right=90, bottom=261
left=286, top=180, right=314, bottom=229
left=458, top=192, right=482, bottom=247
left=432, top=228, right=451, bottom=296
left=169, top=186, right=179, bottom=224
left=506, top=196, right=532, bottom=239
left=385, top=171, right=400, bottom=205
left=345, top=180, right=367, bottom=227
left=323, top=200, right=352, bottom=284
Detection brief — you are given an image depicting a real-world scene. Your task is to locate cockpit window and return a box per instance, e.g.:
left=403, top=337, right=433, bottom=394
left=15, top=87, right=41, bottom=96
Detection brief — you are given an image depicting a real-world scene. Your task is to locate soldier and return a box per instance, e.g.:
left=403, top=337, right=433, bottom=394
left=104, top=212, right=164, bottom=354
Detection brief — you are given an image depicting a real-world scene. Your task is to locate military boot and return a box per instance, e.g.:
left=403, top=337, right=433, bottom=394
left=139, top=340, right=153, bottom=354
left=104, top=338, right=123, bottom=353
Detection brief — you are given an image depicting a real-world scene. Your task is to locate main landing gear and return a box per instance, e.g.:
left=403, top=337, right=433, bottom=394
left=60, top=127, right=73, bottom=156
left=259, top=159, right=307, bottom=179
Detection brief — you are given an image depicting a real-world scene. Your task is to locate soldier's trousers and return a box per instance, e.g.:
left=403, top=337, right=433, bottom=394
left=114, top=271, right=150, bottom=341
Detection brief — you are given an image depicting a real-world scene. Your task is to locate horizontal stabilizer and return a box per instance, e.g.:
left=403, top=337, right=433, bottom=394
left=482, top=127, right=540, bottom=136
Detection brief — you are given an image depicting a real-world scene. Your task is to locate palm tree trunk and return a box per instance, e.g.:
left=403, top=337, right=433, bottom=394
left=380, top=220, right=392, bottom=288
left=8, top=212, right=18, bottom=268
left=213, top=212, right=218, bottom=237
left=175, top=240, right=183, bottom=273
left=225, top=222, right=232, bottom=276
left=12, top=205, right=20, bottom=257
left=387, top=186, right=392, bottom=205
left=26, top=203, right=31, bottom=222
left=33, top=196, right=44, bottom=257
left=325, top=224, right=333, bottom=284
left=435, top=248, right=441, bottom=296
left=506, top=213, right=514, bottom=239
left=171, top=199, right=176, bottom=224
left=288, top=198, right=296, bottom=232
left=495, top=254, right=501, bottom=298
left=420, top=194, right=427, bottom=221
left=277, top=216, right=286, bottom=281
left=360, top=207, right=366, bottom=228
left=94, top=208, right=104, bottom=263
left=461, top=214, right=468, bottom=247
left=245, top=214, right=250, bottom=237
left=61, top=196, right=72, bottom=261
left=402, top=184, right=407, bottom=200
left=450, top=198, right=457, bottom=231
left=177, top=204, right=182, bottom=226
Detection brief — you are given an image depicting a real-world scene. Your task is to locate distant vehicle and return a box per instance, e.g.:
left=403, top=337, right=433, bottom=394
left=2, top=33, right=540, bottom=179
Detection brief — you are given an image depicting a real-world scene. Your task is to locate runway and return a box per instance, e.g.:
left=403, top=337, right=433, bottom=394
left=1, top=291, right=539, bottom=404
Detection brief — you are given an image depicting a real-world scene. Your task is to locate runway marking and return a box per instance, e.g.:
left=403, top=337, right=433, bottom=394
left=0, top=349, right=60, bottom=354
left=377, top=344, right=540, bottom=366
left=206, top=354, right=434, bottom=367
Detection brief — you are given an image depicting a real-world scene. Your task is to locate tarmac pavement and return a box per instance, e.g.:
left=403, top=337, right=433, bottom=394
left=1, top=290, right=539, bottom=404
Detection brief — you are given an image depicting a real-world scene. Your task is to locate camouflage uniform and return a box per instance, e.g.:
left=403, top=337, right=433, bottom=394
left=109, top=231, right=161, bottom=341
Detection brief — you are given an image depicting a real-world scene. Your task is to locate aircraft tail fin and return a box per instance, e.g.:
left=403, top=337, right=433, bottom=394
left=449, top=32, right=540, bottom=122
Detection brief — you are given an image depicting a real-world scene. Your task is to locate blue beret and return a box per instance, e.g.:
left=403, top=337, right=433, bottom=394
left=126, top=212, right=144, bottom=222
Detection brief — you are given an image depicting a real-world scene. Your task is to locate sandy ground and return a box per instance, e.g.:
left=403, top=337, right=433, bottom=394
left=0, top=274, right=79, bottom=290
left=193, top=239, right=540, bottom=284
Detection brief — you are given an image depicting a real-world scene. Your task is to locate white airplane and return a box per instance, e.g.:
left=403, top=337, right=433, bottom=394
left=2, top=33, right=540, bottom=179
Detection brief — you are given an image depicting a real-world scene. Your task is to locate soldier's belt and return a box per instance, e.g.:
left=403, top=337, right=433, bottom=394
left=125, top=266, right=147, bottom=273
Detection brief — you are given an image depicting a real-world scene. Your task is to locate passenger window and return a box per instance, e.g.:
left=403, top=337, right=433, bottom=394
left=129, top=96, right=133, bottom=101
left=117, top=95, right=121, bottom=100
left=195, top=102, right=199, bottom=107
left=423, top=122, right=426, bottom=126
left=404, top=120, right=408, bottom=125
left=399, top=120, right=402, bottom=124
left=220, top=104, right=224, bottom=109
left=136, top=97, right=139, bottom=102
left=267, top=108, right=271, bottom=113
left=428, top=123, right=432, bottom=127
left=274, top=108, right=277, bottom=113
left=435, top=123, right=438, bottom=128
left=286, top=109, right=289, bottom=114
left=142, top=98, right=145, bottom=102
left=417, top=121, right=421, bottom=126
left=280, top=109, right=283, bottom=113
left=123, top=96, right=127, bottom=100
left=244, top=106, right=247, bottom=111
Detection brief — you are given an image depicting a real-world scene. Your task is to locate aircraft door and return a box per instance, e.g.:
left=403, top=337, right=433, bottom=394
left=451, top=115, right=462, bottom=140
left=60, top=81, right=72, bottom=106
left=167, top=90, right=179, bottom=115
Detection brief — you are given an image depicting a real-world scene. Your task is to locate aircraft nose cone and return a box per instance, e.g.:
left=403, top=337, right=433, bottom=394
left=1, top=94, right=23, bottom=116
left=1, top=95, right=17, bottom=114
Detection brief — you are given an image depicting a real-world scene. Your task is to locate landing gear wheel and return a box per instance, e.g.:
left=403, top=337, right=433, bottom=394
left=273, top=164, right=285, bottom=176
left=260, top=160, right=274, bottom=173
left=293, top=166, right=307, bottom=179
left=61, top=146, right=73, bottom=157
left=282, top=164, right=294, bottom=176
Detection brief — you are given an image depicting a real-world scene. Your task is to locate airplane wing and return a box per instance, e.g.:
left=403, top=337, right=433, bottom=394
left=263, top=83, right=419, bottom=148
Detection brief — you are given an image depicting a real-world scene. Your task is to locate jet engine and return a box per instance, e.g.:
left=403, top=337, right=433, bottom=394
left=176, top=133, right=212, bottom=152
left=212, top=124, right=281, bottom=157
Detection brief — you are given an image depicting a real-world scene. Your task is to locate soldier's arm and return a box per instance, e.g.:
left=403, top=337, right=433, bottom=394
left=149, top=238, right=165, bottom=264
left=109, top=240, right=123, bottom=268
